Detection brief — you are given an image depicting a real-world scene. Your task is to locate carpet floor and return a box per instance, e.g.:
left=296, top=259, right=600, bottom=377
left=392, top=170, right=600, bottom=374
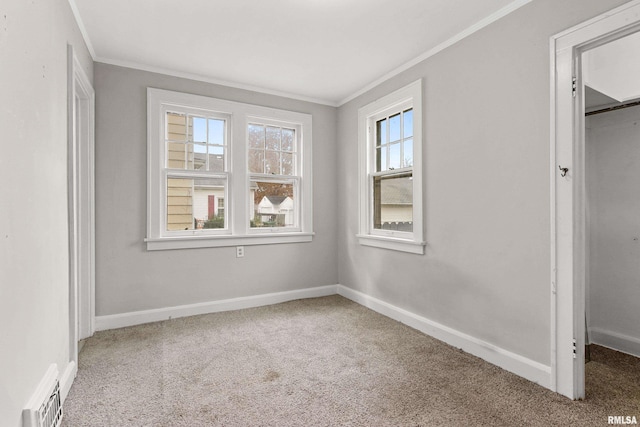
left=62, top=295, right=640, bottom=426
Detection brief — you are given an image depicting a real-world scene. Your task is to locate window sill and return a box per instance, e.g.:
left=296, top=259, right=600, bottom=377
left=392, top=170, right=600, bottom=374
left=356, top=234, right=425, bottom=255
left=146, top=232, right=314, bottom=251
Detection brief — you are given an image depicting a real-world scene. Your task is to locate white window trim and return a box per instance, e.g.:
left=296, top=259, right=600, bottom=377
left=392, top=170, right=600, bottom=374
left=146, top=88, right=313, bottom=250
left=357, top=80, right=425, bottom=254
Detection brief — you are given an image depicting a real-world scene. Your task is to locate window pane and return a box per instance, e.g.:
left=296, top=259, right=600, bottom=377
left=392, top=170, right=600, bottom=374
left=166, top=112, right=186, bottom=141
left=166, top=177, right=226, bottom=231
left=189, top=116, right=207, bottom=143
left=282, top=128, right=295, bottom=152
left=403, top=138, right=413, bottom=167
left=264, top=150, right=280, bottom=174
left=192, top=143, right=206, bottom=170
left=250, top=181, right=295, bottom=228
left=389, top=113, right=401, bottom=142
left=403, top=109, right=413, bottom=138
left=167, top=142, right=186, bottom=169
left=208, top=119, right=225, bottom=145
left=373, top=173, right=413, bottom=231
left=282, top=152, right=294, bottom=175
left=376, top=118, right=387, bottom=145
left=377, top=146, right=387, bottom=172
left=266, top=126, right=281, bottom=150
left=208, top=145, right=225, bottom=172
left=389, top=142, right=401, bottom=170
left=248, top=149, right=264, bottom=173
left=169, top=114, right=226, bottom=172
left=248, top=124, right=265, bottom=149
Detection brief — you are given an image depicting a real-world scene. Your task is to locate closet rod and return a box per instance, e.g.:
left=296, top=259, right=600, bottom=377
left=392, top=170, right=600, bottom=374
left=586, top=100, right=640, bottom=116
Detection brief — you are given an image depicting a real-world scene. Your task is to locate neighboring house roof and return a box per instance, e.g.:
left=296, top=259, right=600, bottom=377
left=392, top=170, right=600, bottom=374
left=264, top=195, right=288, bottom=206
left=381, top=178, right=412, bottom=205
left=194, top=178, right=223, bottom=188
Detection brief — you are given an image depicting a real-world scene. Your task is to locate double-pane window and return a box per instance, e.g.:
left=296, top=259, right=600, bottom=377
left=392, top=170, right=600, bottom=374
left=147, top=88, right=312, bottom=250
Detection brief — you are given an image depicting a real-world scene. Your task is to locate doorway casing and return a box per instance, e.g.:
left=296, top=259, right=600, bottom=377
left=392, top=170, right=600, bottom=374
left=550, top=0, right=640, bottom=400
left=65, top=44, right=95, bottom=399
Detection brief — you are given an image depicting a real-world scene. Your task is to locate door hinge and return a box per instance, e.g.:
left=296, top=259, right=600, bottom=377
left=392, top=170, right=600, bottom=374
left=572, top=338, right=577, bottom=359
left=572, top=77, right=577, bottom=98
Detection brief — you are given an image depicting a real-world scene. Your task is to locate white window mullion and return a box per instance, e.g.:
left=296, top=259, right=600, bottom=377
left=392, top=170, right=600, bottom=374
left=231, top=115, right=244, bottom=236
left=183, top=142, right=187, bottom=170
left=205, top=118, right=210, bottom=171
left=160, top=168, right=168, bottom=234
left=400, top=112, right=405, bottom=168
left=368, top=173, right=375, bottom=234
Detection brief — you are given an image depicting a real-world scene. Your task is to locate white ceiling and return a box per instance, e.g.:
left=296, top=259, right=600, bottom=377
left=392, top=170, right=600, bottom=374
left=70, top=0, right=529, bottom=106
left=583, top=30, right=640, bottom=106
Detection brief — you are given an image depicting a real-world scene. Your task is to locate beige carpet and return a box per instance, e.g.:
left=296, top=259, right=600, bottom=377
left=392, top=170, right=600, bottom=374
left=62, top=295, right=640, bottom=426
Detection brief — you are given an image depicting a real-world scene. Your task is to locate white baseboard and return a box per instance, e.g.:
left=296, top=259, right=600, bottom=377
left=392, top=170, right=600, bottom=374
left=95, top=285, right=338, bottom=331
left=93, top=283, right=551, bottom=390
left=589, top=327, right=640, bottom=358
left=60, top=361, right=77, bottom=403
left=337, top=285, right=551, bottom=389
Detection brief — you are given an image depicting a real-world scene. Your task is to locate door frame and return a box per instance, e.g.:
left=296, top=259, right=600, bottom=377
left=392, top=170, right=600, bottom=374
left=550, top=0, right=640, bottom=399
left=67, top=45, right=95, bottom=369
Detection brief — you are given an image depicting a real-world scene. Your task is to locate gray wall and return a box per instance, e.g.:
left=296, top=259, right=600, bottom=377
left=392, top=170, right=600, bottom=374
left=94, top=63, right=338, bottom=316
left=587, top=105, right=640, bottom=355
left=2, top=3, right=635, bottom=422
left=336, top=0, right=631, bottom=367
left=0, top=0, right=93, bottom=425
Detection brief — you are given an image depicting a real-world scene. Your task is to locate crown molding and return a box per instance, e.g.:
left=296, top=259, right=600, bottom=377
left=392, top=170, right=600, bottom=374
left=338, top=0, right=532, bottom=106
left=67, top=0, right=531, bottom=108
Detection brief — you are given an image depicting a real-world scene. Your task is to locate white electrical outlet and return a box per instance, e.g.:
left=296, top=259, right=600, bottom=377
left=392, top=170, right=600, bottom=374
left=236, top=246, right=244, bottom=258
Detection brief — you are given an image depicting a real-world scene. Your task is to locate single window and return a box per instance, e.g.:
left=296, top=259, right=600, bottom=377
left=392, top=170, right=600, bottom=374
left=248, top=121, right=301, bottom=231
left=163, top=109, right=229, bottom=234
left=357, top=80, right=424, bottom=254
left=373, top=108, right=414, bottom=232
left=147, top=88, right=313, bottom=250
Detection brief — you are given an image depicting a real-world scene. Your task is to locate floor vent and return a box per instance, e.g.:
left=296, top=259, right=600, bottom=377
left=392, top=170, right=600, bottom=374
left=23, top=364, right=63, bottom=427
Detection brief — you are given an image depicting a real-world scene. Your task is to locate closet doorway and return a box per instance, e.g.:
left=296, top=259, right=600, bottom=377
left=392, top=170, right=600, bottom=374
left=584, top=59, right=640, bottom=395
left=551, top=0, right=640, bottom=400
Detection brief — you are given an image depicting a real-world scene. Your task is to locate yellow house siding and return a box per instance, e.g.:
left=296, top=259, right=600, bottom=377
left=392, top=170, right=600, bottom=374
left=166, top=114, right=194, bottom=229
